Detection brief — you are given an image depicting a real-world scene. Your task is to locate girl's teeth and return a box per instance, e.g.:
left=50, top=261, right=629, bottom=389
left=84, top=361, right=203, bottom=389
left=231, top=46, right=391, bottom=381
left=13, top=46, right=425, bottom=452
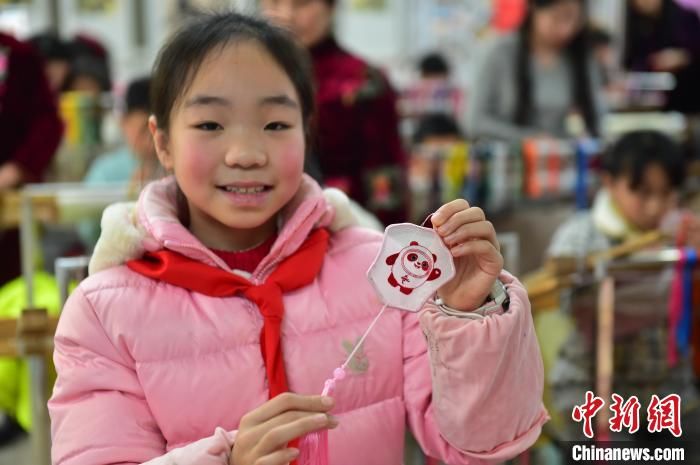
left=225, top=186, right=265, bottom=193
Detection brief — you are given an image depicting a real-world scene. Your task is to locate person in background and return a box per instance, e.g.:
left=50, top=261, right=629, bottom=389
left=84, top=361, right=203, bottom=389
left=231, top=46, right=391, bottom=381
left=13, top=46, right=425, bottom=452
left=64, top=34, right=112, bottom=95
left=541, top=130, right=700, bottom=458
left=0, top=32, right=64, bottom=285
left=624, top=0, right=700, bottom=114
left=0, top=30, right=63, bottom=445
left=469, top=0, right=606, bottom=142
left=413, top=112, right=463, bottom=147
left=83, top=77, right=156, bottom=186
left=261, top=0, right=408, bottom=224
left=28, top=32, right=74, bottom=93
left=409, top=114, right=465, bottom=222
left=401, top=53, right=464, bottom=122
left=79, top=77, right=157, bottom=250
left=548, top=130, right=699, bottom=256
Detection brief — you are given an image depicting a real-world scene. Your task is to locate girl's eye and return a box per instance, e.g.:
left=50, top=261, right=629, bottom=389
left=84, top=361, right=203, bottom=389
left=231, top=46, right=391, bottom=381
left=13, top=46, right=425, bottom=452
left=195, top=122, right=222, bottom=131
left=264, top=121, right=292, bottom=131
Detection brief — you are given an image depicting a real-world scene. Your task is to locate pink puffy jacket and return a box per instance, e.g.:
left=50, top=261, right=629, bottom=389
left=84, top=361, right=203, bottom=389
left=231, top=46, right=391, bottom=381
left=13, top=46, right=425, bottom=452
left=49, top=176, right=547, bottom=465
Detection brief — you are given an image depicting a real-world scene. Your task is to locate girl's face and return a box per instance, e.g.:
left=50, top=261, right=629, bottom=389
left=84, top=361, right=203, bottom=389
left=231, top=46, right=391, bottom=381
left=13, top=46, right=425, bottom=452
left=532, top=0, right=583, bottom=50
left=261, top=0, right=333, bottom=48
left=151, top=41, right=305, bottom=250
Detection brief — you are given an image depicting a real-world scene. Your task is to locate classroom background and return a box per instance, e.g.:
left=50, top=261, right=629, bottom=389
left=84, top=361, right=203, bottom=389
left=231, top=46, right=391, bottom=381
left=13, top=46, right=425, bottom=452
left=1, top=0, right=699, bottom=464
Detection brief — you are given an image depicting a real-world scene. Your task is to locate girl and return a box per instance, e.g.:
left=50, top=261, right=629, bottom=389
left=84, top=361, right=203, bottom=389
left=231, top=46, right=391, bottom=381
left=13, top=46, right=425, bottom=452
left=49, top=12, right=546, bottom=465
left=469, top=0, right=606, bottom=142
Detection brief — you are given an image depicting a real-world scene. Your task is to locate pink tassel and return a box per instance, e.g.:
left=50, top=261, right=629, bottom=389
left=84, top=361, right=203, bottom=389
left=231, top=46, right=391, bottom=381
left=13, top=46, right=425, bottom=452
left=297, top=304, right=387, bottom=465
left=298, top=368, right=345, bottom=465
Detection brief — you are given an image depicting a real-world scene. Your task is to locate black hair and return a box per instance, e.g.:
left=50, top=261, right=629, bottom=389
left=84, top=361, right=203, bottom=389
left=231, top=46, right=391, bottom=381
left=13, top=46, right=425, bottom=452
left=151, top=12, right=315, bottom=226
left=125, top=77, right=151, bottom=114
left=515, top=0, right=599, bottom=136
left=151, top=11, right=314, bottom=139
left=603, top=130, right=685, bottom=190
left=419, top=53, right=450, bottom=77
left=64, top=55, right=112, bottom=92
left=413, top=113, right=462, bottom=144
left=28, top=32, right=73, bottom=61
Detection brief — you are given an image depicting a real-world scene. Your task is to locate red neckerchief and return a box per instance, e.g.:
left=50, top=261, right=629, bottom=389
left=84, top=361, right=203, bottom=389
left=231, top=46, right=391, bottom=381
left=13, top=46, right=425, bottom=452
left=127, top=228, right=330, bottom=399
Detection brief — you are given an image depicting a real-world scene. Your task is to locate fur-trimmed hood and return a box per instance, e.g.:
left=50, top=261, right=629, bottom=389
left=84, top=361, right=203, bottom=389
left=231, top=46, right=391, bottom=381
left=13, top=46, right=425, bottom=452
left=89, top=174, right=382, bottom=275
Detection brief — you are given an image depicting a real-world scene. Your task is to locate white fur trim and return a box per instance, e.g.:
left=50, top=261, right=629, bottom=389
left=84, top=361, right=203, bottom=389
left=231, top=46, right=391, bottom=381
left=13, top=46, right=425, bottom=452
left=89, top=202, right=147, bottom=275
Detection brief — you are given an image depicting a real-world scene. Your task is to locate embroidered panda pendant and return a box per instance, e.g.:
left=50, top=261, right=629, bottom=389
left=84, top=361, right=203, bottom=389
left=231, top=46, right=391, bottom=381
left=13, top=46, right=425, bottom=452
left=367, top=223, right=456, bottom=312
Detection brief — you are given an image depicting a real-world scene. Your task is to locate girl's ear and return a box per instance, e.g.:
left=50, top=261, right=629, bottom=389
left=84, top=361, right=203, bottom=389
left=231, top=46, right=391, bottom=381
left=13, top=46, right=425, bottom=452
left=149, top=115, right=174, bottom=171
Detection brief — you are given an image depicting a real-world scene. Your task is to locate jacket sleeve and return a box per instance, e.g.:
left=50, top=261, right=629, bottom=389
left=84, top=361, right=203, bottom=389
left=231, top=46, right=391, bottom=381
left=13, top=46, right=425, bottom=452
left=403, top=272, right=548, bottom=464
left=49, top=287, right=236, bottom=465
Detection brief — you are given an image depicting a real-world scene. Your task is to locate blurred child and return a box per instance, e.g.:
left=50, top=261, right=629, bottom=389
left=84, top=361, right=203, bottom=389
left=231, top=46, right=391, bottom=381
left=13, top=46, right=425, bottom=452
left=409, top=114, right=464, bottom=222
left=79, top=77, right=157, bottom=250
left=83, top=77, right=156, bottom=185
left=401, top=53, right=464, bottom=122
left=548, top=130, right=696, bottom=256
left=64, top=34, right=111, bottom=95
left=542, top=129, right=700, bottom=449
left=413, top=112, right=463, bottom=146
left=28, top=32, right=74, bottom=93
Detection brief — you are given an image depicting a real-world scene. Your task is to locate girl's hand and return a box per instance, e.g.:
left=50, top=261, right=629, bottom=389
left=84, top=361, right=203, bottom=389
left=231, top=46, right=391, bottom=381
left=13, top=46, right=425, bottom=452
left=230, top=393, right=338, bottom=465
left=431, top=199, right=503, bottom=312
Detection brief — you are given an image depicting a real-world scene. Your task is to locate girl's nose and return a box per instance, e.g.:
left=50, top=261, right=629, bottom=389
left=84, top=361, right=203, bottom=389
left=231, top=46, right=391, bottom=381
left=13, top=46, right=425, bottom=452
left=224, top=137, right=267, bottom=169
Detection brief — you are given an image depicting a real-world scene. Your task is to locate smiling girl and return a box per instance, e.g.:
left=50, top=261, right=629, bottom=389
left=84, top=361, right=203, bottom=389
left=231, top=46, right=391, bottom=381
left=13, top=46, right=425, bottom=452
left=48, top=12, right=546, bottom=465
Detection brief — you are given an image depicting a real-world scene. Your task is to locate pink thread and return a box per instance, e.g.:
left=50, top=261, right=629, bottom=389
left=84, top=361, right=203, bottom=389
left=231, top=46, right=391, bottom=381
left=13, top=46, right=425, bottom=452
left=298, top=304, right=387, bottom=465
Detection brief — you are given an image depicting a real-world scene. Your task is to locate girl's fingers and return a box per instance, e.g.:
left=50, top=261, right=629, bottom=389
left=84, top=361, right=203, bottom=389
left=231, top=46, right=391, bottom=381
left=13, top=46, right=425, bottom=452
left=253, top=447, right=300, bottom=465
left=240, top=393, right=333, bottom=427
left=431, top=199, right=471, bottom=227
left=443, top=221, right=499, bottom=250
left=256, top=413, right=338, bottom=455
left=250, top=410, right=336, bottom=443
left=435, top=207, right=486, bottom=237
left=450, top=239, right=503, bottom=268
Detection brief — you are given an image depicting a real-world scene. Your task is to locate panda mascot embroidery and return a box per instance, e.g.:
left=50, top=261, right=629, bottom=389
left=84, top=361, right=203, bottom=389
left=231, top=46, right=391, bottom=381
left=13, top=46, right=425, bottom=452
left=386, top=241, right=442, bottom=295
